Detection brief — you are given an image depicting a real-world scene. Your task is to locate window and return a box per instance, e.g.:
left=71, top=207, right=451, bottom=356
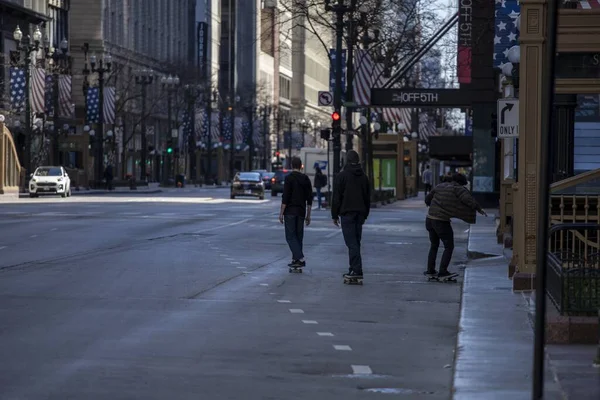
left=279, top=76, right=291, bottom=100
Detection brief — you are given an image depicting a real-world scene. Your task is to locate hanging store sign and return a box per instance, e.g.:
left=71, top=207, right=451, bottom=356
left=457, top=0, right=473, bottom=84
left=197, top=22, right=209, bottom=79
left=370, top=88, right=495, bottom=107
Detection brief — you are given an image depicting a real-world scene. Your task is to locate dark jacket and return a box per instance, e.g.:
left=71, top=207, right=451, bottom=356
left=331, top=163, right=370, bottom=220
left=282, top=171, right=313, bottom=217
left=314, top=170, right=325, bottom=189
left=425, top=181, right=481, bottom=224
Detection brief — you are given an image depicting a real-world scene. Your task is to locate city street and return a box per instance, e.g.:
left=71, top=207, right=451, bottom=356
left=0, top=190, right=468, bottom=399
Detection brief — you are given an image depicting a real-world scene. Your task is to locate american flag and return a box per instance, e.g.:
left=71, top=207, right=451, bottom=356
left=31, top=67, right=46, bottom=114
left=86, top=87, right=100, bottom=124
left=329, top=49, right=346, bottom=101
left=253, top=119, right=263, bottom=147
left=494, top=0, right=520, bottom=69
left=9, top=67, right=26, bottom=112
left=242, top=119, right=251, bottom=146
left=181, top=108, right=191, bottom=139
left=579, top=0, right=600, bottom=8
left=86, top=86, right=116, bottom=124
left=210, top=113, right=221, bottom=146
left=103, top=87, right=116, bottom=124
left=44, top=74, right=54, bottom=116
left=195, top=108, right=206, bottom=143
left=221, top=112, right=232, bottom=147
left=58, top=75, right=73, bottom=119
left=234, top=116, right=244, bottom=149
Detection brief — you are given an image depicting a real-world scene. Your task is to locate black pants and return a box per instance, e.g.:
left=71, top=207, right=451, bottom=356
left=425, top=217, right=454, bottom=274
left=341, top=213, right=364, bottom=274
left=284, top=215, right=305, bottom=261
left=424, top=183, right=432, bottom=196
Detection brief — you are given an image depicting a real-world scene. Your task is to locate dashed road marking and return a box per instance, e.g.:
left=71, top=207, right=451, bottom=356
left=277, top=300, right=291, bottom=303
left=351, top=365, right=372, bottom=375
left=289, top=309, right=304, bottom=314
left=50, top=228, right=58, bottom=231
left=333, top=345, right=352, bottom=351
left=260, top=283, right=269, bottom=286
left=236, top=266, right=246, bottom=269
left=326, top=230, right=342, bottom=238
left=0, top=246, right=6, bottom=250
left=30, top=235, right=37, bottom=238
left=302, top=320, right=318, bottom=324
left=317, top=332, right=334, bottom=336
left=230, top=261, right=240, bottom=265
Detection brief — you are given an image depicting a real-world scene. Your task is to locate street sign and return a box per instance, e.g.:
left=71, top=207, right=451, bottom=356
left=370, top=88, right=496, bottom=107
left=318, top=91, right=333, bottom=107
left=497, top=98, right=519, bottom=138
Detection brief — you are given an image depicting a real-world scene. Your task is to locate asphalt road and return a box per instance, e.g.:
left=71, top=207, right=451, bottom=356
left=0, top=189, right=468, bottom=399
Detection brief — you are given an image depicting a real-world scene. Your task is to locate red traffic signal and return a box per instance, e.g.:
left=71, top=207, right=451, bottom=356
left=275, top=151, right=280, bottom=157
left=331, top=111, right=341, bottom=121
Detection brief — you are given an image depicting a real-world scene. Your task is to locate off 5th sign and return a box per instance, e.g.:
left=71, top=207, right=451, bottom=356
left=497, top=98, right=519, bottom=138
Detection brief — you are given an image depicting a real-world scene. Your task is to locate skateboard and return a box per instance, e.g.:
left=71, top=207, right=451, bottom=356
left=343, top=276, right=364, bottom=285
left=288, top=266, right=303, bottom=273
left=426, top=273, right=459, bottom=283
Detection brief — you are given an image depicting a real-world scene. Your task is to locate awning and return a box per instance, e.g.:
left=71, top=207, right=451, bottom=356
left=0, top=0, right=50, bottom=25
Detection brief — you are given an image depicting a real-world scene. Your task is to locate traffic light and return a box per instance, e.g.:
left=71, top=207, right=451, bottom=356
left=320, top=129, right=331, bottom=141
left=166, top=139, right=173, bottom=154
left=275, top=151, right=280, bottom=157
left=331, top=111, right=341, bottom=136
left=491, top=112, right=498, bottom=138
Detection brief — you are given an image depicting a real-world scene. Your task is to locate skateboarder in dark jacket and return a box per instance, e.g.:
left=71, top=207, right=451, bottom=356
left=331, top=150, right=371, bottom=280
left=279, top=157, right=313, bottom=268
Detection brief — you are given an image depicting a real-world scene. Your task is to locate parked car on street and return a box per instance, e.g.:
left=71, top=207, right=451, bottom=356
left=230, top=172, right=265, bottom=200
left=253, top=170, right=275, bottom=190
left=28, top=166, right=71, bottom=198
left=270, top=169, right=291, bottom=197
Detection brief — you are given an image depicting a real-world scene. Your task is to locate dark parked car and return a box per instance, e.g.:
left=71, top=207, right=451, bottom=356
left=253, top=171, right=275, bottom=190
left=270, top=169, right=291, bottom=197
left=231, top=172, right=265, bottom=200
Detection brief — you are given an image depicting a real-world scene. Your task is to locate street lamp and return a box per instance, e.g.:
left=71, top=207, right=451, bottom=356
left=161, top=74, right=179, bottom=186
left=13, top=24, right=43, bottom=175
left=82, top=44, right=112, bottom=186
left=184, top=84, right=201, bottom=182
left=135, top=69, right=154, bottom=181
left=324, top=0, right=358, bottom=176
left=44, top=37, right=71, bottom=166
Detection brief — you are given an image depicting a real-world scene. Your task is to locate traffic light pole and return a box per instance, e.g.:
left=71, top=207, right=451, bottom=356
left=163, top=93, right=172, bottom=186
left=332, top=4, right=344, bottom=175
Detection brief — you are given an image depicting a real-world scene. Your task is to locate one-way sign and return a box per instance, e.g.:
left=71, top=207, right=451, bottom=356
left=497, top=98, right=519, bottom=138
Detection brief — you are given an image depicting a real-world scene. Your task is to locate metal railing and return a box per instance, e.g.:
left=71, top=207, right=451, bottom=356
left=547, top=223, right=600, bottom=316
left=0, top=123, right=23, bottom=194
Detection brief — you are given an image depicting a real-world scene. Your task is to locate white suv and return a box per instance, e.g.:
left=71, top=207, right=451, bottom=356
left=29, top=166, right=71, bottom=198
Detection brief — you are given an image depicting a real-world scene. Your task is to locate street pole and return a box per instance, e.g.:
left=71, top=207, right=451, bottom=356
left=188, top=90, right=196, bottom=183
left=345, top=16, right=355, bottom=152
left=367, top=108, right=375, bottom=202
left=164, top=92, right=172, bottom=186
left=139, top=82, right=146, bottom=181
left=229, top=104, right=235, bottom=181
left=97, top=68, right=105, bottom=185
left=288, top=118, right=293, bottom=168
left=262, top=107, right=268, bottom=170
left=248, top=106, right=254, bottom=170
left=533, top=0, right=559, bottom=398
left=332, top=4, right=344, bottom=175
left=206, top=89, right=213, bottom=183
left=276, top=110, right=281, bottom=165
left=52, top=74, right=60, bottom=165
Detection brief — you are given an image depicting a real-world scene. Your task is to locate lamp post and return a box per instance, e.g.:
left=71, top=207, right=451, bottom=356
left=228, top=95, right=240, bottom=181
left=82, top=46, right=112, bottom=186
left=325, top=0, right=357, bottom=176
left=13, top=25, right=42, bottom=176
left=287, top=117, right=295, bottom=168
left=359, top=115, right=380, bottom=201
left=160, top=74, right=179, bottom=186
left=135, top=69, right=154, bottom=182
left=261, top=105, right=272, bottom=170
left=298, top=119, right=310, bottom=148
left=184, top=84, right=201, bottom=182
left=244, top=101, right=256, bottom=170
left=205, top=88, right=218, bottom=183
left=45, top=37, right=70, bottom=166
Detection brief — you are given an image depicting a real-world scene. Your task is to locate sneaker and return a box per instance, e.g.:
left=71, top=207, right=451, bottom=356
left=424, top=270, right=438, bottom=276
left=437, top=270, right=453, bottom=278
left=289, top=260, right=305, bottom=268
left=344, top=270, right=363, bottom=279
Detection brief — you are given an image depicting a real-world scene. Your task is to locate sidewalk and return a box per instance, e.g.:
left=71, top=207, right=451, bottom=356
left=453, top=213, right=600, bottom=399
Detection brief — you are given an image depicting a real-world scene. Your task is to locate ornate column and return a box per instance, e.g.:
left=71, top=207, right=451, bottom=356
left=512, top=0, right=547, bottom=290
left=551, top=94, right=577, bottom=182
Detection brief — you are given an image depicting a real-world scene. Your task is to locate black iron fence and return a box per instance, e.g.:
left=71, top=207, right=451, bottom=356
left=547, top=223, right=600, bottom=316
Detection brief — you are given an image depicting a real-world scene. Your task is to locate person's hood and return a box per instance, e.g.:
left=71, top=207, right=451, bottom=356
left=344, top=163, right=364, bottom=176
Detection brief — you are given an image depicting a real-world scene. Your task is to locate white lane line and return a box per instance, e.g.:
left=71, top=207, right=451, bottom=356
left=277, top=300, right=291, bottom=303
left=50, top=228, right=58, bottom=231
left=230, top=261, right=240, bottom=265
left=351, top=365, right=373, bottom=375
left=30, top=235, right=38, bottom=238
left=121, top=212, right=141, bottom=215
left=260, top=283, right=269, bottom=286
left=0, top=246, right=6, bottom=250
left=194, top=218, right=251, bottom=233
left=225, top=258, right=235, bottom=260
left=317, top=332, right=334, bottom=337
left=333, top=345, right=352, bottom=351
left=269, top=292, right=276, bottom=295
left=326, top=230, right=342, bottom=238
left=302, top=320, right=318, bottom=324
left=157, top=212, right=176, bottom=216
left=236, top=266, right=247, bottom=270
left=289, top=309, right=304, bottom=314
